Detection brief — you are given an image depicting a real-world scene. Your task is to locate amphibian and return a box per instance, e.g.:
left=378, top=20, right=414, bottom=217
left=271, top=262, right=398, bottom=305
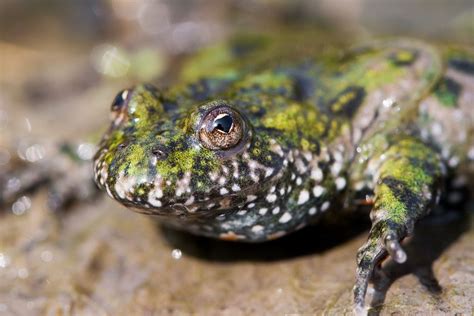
left=4, top=35, right=474, bottom=313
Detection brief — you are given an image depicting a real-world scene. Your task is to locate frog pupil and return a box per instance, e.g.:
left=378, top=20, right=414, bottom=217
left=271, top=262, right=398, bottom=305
left=213, top=114, right=233, bottom=133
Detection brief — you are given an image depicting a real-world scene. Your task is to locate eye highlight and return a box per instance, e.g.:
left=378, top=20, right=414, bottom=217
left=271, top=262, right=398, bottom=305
left=198, top=106, right=245, bottom=150
left=213, top=113, right=234, bottom=134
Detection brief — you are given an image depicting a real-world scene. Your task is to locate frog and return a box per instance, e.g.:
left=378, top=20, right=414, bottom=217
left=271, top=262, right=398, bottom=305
left=2, top=34, right=474, bottom=314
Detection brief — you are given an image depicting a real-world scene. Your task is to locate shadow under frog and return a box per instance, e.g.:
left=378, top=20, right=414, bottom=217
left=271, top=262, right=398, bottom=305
left=161, top=208, right=470, bottom=311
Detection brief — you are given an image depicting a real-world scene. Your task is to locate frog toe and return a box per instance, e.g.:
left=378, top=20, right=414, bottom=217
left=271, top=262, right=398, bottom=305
left=353, top=219, right=410, bottom=313
left=384, top=233, right=407, bottom=263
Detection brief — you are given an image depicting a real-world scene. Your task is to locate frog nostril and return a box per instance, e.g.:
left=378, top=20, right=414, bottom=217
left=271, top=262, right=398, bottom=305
left=151, top=146, right=168, bottom=160
left=117, top=142, right=129, bottom=151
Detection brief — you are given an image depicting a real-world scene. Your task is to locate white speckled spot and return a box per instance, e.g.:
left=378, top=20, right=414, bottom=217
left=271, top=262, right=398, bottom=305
left=247, top=195, right=257, bottom=202
left=259, top=208, right=268, bottom=215
left=279, top=212, right=292, bottom=223
left=308, top=207, right=317, bottom=215
left=148, top=197, right=162, bottom=207
left=272, top=206, right=281, bottom=214
left=247, top=203, right=256, bottom=209
left=220, top=188, right=229, bottom=195
left=297, top=190, right=310, bottom=205
left=310, top=168, right=323, bottom=182
left=312, top=185, right=325, bottom=198
left=321, top=201, right=330, bottom=211
left=449, top=156, right=460, bottom=167
left=232, top=184, right=241, bottom=192
left=430, top=122, right=443, bottom=136
left=296, top=177, right=302, bottom=185
left=354, top=181, right=365, bottom=191
left=335, top=177, right=347, bottom=190
left=265, top=168, right=274, bottom=178
left=251, top=225, right=264, bottom=233
left=382, top=98, right=395, bottom=108
left=266, top=194, right=277, bottom=203
left=331, top=162, right=342, bottom=176
left=184, top=195, right=195, bottom=205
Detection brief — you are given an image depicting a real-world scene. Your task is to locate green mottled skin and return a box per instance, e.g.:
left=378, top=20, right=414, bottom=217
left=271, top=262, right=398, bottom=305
left=93, top=35, right=474, bottom=312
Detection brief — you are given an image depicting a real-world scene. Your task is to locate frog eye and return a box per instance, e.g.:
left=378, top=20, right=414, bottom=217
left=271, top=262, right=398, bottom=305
left=198, top=106, right=245, bottom=150
left=110, top=89, right=132, bottom=124
left=111, top=89, right=130, bottom=112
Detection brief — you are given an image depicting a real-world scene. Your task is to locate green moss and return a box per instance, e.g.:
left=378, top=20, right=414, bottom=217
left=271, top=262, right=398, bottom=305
left=156, top=147, right=217, bottom=178
left=376, top=184, right=408, bottom=224
left=122, top=144, right=146, bottom=175
left=261, top=103, right=327, bottom=144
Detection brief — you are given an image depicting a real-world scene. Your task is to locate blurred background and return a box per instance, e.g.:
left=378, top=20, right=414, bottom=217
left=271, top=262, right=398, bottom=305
left=0, top=1, right=473, bottom=315
left=0, top=0, right=473, bottom=140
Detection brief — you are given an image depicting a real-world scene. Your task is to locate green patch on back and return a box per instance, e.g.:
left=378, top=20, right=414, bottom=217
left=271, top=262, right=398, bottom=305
left=261, top=102, right=329, bottom=148
left=434, top=77, right=461, bottom=107
left=388, top=49, right=418, bottom=66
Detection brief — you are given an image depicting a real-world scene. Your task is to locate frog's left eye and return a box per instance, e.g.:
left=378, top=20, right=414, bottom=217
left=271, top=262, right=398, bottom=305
left=111, top=89, right=130, bottom=112
left=198, top=106, right=245, bottom=150
left=110, top=89, right=132, bottom=124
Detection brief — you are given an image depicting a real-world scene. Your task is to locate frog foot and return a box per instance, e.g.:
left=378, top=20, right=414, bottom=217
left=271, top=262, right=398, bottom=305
left=352, top=219, right=409, bottom=315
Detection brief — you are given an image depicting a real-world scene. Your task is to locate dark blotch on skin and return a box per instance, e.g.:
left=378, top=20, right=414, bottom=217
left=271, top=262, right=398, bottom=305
left=448, top=57, right=474, bottom=75
left=293, top=74, right=315, bottom=101
left=330, top=86, right=366, bottom=118
left=381, top=177, right=424, bottom=216
left=434, top=77, right=462, bottom=108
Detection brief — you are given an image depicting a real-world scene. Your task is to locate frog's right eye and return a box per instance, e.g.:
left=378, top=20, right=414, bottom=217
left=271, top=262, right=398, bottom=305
left=111, top=89, right=130, bottom=112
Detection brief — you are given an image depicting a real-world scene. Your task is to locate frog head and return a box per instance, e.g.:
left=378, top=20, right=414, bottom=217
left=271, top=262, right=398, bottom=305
left=94, top=84, right=288, bottom=219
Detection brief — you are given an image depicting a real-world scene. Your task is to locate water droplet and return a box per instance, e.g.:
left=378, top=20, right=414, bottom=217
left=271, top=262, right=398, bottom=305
left=17, top=267, right=29, bottom=279
left=0, top=253, right=11, bottom=268
left=40, top=250, right=53, bottom=263
left=12, top=196, right=32, bottom=216
left=25, top=144, right=46, bottom=162
left=77, top=143, right=96, bottom=161
left=171, top=249, right=182, bottom=260
left=91, top=44, right=130, bottom=78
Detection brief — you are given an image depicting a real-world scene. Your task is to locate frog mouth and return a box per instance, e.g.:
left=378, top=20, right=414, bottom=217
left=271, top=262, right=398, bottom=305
left=129, top=171, right=283, bottom=219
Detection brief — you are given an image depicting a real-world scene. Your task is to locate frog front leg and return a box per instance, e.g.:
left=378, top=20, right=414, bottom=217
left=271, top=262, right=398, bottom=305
left=0, top=142, right=98, bottom=212
left=352, top=136, right=443, bottom=313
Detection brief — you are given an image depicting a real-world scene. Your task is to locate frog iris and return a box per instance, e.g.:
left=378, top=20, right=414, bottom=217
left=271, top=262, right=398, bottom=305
left=198, top=105, right=245, bottom=150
